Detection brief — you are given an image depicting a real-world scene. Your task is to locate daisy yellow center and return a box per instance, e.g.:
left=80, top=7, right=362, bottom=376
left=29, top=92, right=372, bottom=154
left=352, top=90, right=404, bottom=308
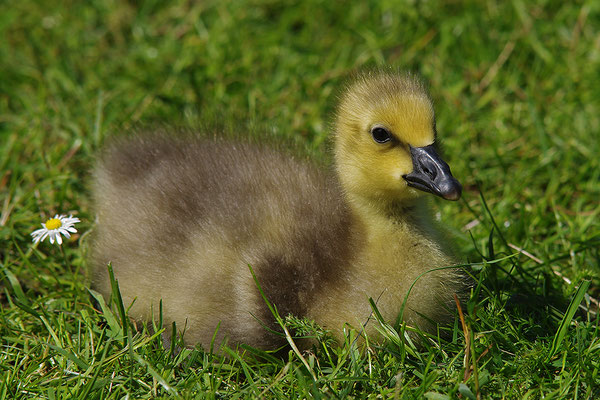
left=45, top=218, right=62, bottom=230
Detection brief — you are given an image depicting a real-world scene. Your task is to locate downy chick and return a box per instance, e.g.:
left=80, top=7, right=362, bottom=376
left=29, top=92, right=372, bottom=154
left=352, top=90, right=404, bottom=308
left=92, top=70, right=464, bottom=350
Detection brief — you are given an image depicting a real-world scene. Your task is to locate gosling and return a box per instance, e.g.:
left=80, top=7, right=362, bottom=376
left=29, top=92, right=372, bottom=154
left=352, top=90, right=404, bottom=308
left=91, top=70, right=464, bottom=350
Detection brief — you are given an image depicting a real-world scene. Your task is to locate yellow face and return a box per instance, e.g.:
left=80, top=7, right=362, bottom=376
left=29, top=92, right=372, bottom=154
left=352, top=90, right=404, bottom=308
left=334, top=90, right=436, bottom=204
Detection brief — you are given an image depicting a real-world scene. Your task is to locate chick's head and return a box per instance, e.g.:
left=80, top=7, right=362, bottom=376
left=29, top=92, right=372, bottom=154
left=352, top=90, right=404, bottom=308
left=334, top=71, right=461, bottom=205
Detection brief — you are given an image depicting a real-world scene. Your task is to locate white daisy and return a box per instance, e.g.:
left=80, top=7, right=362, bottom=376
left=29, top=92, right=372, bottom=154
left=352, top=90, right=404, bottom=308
left=31, top=214, right=80, bottom=245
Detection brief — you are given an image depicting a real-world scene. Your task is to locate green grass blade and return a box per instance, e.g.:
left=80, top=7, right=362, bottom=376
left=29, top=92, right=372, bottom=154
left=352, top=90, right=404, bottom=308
left=548, top=279, right=591, bottom=360
left=133, top=353, right=179, bottom=397
left=88, top=288, right=122, bottom=338
left=0, top=264, right=28, bottom=304
left=107, top=262, right=129, bottom=343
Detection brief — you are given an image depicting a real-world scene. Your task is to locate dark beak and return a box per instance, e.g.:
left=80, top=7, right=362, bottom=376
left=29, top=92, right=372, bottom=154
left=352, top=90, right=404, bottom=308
left=402, top=144, right=462, bottom=201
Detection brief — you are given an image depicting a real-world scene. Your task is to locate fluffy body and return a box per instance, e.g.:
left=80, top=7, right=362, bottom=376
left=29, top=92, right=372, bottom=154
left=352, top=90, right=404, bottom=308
left=92, top=71, right=464, bottom=350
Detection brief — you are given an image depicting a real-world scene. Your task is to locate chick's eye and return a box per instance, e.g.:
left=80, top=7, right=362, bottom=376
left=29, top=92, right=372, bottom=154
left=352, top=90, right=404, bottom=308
left=371, top=127, right=392, bottom=144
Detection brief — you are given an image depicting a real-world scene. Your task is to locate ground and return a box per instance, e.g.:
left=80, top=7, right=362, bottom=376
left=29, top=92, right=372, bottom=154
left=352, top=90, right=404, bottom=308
left=0, top=1, right=599, bottom=398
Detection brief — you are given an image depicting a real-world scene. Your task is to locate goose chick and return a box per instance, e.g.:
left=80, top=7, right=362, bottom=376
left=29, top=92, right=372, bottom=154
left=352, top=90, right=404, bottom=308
left=91, top=70, right=464, bottom=350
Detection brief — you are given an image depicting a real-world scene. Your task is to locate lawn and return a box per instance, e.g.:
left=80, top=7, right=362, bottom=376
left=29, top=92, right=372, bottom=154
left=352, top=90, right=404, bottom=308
left=1, top=0, right=599, bottom=398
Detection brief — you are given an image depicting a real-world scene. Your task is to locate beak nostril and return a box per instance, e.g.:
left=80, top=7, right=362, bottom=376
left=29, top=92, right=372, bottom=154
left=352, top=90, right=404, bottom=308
left=419, top=157, right=438, bottom=180
left=422, top=165, right=436, bottom=179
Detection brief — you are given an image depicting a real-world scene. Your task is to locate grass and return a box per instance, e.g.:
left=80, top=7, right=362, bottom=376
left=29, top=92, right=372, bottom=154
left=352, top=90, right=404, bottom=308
left=1, top=0, right=599, bottom=398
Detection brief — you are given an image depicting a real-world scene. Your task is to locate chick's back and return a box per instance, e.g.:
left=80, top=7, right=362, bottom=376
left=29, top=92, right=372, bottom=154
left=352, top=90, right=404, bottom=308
left=92, top=133, right=352, bottom=348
